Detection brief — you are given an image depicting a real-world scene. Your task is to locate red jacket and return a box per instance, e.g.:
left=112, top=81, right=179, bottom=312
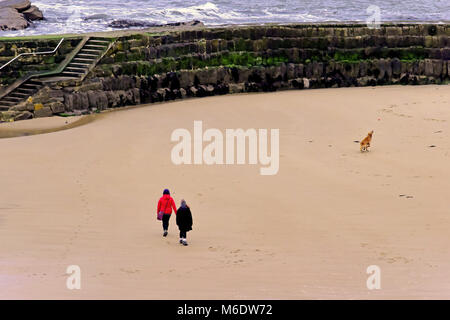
left=157, top=194, right=177, bottom=215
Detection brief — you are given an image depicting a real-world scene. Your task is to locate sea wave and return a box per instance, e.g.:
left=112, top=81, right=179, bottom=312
left=1, top=0, right=449, bottom=37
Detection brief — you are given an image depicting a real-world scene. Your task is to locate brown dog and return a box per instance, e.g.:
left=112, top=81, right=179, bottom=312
left=360, top=130, right=374, bottom=152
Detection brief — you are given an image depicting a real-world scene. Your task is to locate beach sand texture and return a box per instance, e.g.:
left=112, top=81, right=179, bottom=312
left=0, top=85, right=449, bottom=299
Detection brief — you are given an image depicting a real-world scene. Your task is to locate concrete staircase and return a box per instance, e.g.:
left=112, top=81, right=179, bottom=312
left=61, top=37, right=112, bottom=79
left=0, top=79, right=44, bottom=111
left=0, top=37, right=114, bottom=111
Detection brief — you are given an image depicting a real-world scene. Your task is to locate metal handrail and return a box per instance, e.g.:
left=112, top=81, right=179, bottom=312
left=0, top=38, right=65, bottom=71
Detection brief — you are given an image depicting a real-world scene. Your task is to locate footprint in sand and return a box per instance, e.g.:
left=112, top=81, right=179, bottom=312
left=120, top=268, right=140, bottom=274
left=425, top=118, right=446, bottom=122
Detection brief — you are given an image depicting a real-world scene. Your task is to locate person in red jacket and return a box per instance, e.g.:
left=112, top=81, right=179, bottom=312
left=157, top=189, right=177, bottom=237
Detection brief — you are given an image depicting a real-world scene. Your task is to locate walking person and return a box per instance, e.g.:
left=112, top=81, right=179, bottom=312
left=176, top=199, right=193, bottom=246
left=157, top=189, right=177, bottom=237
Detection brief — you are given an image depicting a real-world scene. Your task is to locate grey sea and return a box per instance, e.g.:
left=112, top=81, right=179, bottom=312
left=1, top=0, right=449, bottom=36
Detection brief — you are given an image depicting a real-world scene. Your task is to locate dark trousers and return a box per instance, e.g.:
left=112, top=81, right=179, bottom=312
left=162, top=214, right=171, bottom=230
left=179, top=230, right=187, bottom=239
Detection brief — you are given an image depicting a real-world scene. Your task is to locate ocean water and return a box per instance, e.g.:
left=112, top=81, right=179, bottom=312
left=1, top=0, right=449, bottom=37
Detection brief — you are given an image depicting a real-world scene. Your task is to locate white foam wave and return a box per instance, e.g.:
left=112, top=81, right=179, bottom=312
left=0, top=0, right=448, bottom=37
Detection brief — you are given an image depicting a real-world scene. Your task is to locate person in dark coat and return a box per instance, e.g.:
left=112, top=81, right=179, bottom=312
left=176, top=199, right=193, bottom=246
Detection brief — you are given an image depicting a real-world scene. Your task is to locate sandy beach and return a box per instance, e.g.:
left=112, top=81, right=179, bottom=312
left=0, top=85, right=449, bottom=299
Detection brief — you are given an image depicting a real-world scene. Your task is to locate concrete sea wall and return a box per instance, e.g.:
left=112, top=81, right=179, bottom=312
left=1, top=23, right=449, bottom=121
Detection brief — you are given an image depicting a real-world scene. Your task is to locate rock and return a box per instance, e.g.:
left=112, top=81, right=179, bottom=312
left=109, top=20, right=157, bottom=29
left=0, top=1, right=43, bottom=31
left=228, top=83, right=245, bottom=94
left=108, top=20, right=203, bottom=29
left=9, top=101, right=28, bottom=112
left=189, top=86, right=198, bottom=96
left=0, top=0, right=31, bottom=11
left=0, top=110, right=19, bottom=121
left=48, top=101, right=65, bottom=114
left=76, top=81, right=103, bottom=92
left=179, top=70, right=195, bottom=88
left=424, top=59, right=434, bottom=76
left=105, top=91, right=121, bottom=108
left=0, top=7, right=28, bottom=30
left=14, top=110, right=32, bottom=121
left=391, top=58, right=402, bottom=77
left=22, top=5, right=43, bottom=21
left=34, top=106, right=52, bottom=118
left=165, top=20, right=203, bottom=27
left=87, top=91, right=109, bottom=110
left=83, top=14, right=109, bottom=21
left=196, top=68, right=217, bottom=84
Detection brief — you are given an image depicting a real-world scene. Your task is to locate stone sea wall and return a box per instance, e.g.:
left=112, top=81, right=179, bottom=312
left=2, top=23, right=449, bottom=121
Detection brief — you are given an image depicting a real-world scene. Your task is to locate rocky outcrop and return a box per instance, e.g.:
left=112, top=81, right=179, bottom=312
left=1, top=0, right=30, bottom=10
left=0, top=0, right=43, bottom=31
left=108, top=19, right=203, bottom=29
left=0, top=7, right=28, bottom=30
left=22, top=5, right=43, bottom=21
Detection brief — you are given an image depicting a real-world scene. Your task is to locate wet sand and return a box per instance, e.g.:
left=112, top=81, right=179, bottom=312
left=0, top=115, right=94, bottom=139
left=0, top=85, right=449, bottom=299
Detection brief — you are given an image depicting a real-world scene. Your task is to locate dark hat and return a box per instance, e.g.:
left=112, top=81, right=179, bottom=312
left=163, top=189, right=170, bottom=195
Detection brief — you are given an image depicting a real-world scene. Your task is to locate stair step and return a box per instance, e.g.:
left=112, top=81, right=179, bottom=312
left=69, top=62, right=91, bottom=66
left=16, top=88, right=35, bottom=92
left=73, top=57, right=95, bottom=62
left=5, top=93, right=24, bottom=98
left=4, top=96, right=23, bottom=101
left=10, top=92, right=29, bottom=97
left=89, top=39, right=110, bottom=44
left=77, top=53, right=99, bottom=58
left=81, top=49, right=103, bottom=53
left=85, top=44, right=107, bottom=49
left=61, top=71, right=84, bottom=76
left=28, top=80, right=42, bottom=84
left=11, top=90, right=31, bottom=94
left=0, top=100, right=17, bottom=105
left=22, top=83, right=41, bottom=88
left=66, top=67, right=87, bottom=73
left=0, top=105, right=11, bottom=110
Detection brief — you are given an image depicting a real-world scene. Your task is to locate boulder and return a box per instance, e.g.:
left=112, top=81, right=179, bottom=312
left=34, top=106, right=53, bottom=118
left=22, top=5, right=43, bottom=21
left=105, top=91, right=121, bottom=108
left=14, top=110, right=32, bottom=121
left=109, top=20, right=157, bottom=29
left=48, top=101, right=65, bottom=114
left=0, top=1, right=43, bottom=31
left=108, top=19, right=203, bottom=29
left=0, top=7, right=28, bottom=30
left=391, top=58, right=402, bottom=77
left=0, top=110, right=19, bottom=121
left=0, top=0, right=31, bottom=11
